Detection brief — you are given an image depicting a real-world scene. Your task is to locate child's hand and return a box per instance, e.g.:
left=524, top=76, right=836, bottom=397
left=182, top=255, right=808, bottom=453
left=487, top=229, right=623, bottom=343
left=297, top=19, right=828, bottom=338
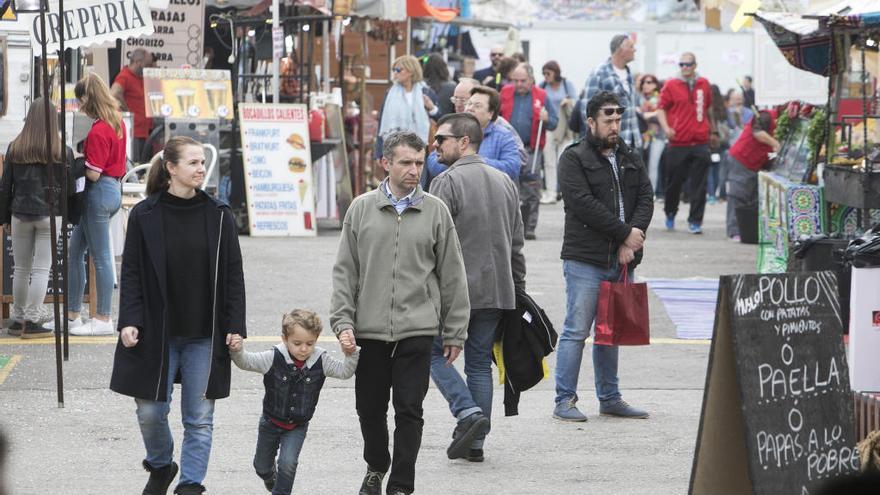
left=338, top=329, right=356, bottom=356
left=226, top=333, right=243, bottom=352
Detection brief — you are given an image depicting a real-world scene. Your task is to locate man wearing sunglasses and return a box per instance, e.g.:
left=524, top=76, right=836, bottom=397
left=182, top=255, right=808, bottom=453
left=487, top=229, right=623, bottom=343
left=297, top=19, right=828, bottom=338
left=474, top=45, right=505, bottom=89
left=428, top=113, right=526, bottom=464
left=582, top=34, right=642, bottom=151
left=554, top=90, right=654, bottom=422
left=656, top=52, right=713, bottom=234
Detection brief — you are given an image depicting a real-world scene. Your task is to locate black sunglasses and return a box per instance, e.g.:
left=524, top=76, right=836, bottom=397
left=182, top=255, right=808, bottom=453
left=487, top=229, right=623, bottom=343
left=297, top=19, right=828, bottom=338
left=490, top=53, right=503, bottom=57
left=600, top=107, right=626, bottom=116
left=434, top=134, right=463, bottom=145
left=679, top=62, right=695, bottom=68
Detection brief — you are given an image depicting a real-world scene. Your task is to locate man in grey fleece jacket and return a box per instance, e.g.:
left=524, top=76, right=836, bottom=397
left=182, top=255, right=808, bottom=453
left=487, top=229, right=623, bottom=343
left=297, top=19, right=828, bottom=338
left=428, top=113, right=527, bottom=463
left=330, top=131, right=470, bottom=495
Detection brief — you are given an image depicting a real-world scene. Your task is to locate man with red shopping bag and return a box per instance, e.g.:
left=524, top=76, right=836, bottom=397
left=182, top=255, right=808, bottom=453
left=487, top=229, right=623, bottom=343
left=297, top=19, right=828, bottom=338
left=553, top=90, right=654, bottom=422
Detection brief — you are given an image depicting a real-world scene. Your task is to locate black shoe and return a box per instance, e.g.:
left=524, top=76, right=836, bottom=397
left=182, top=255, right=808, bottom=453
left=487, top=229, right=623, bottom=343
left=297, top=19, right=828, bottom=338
left=358, top=466, right=385, bottom=495
left=258, top=467, right=276, bottom=492
left=447, top=412, right=490, bottom=460
left=142, top=460, right=178, bottom=495
left=524, top=232, right=536, bottom=240
left=467, top=448, right=484, bottom=462
left=7, top=320, right=23, bottom=337
left=388, top=491, right=412, bottom=495
left=556, top=192, right=563, bottom=202
left=21, top=321, right=52, bottom=339
left=174, top=484, right=205, bottom=495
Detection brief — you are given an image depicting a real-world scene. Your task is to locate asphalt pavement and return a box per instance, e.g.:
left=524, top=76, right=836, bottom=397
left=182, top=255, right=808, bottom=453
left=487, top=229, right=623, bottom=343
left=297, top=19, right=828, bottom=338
left=0, top=198, right=755, bottom=494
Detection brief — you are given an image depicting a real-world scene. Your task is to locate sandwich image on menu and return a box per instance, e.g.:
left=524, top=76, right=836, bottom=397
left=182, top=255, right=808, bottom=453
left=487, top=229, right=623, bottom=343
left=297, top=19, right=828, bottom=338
left=287, top=133, right=306, bottom=150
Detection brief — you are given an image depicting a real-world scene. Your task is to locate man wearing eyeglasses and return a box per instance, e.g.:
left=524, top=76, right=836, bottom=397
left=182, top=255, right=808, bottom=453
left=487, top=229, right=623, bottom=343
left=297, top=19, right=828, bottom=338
left=656, top=52, right=713, bottom=235
left=427, top=112, right=526, bottom=464
left=500, top=63, right=558, bottom=240
left=474, top=45, right=505, bottom=89
left=582, top=34, right=642, bottom=151
left=553, top=90, right=654, bottom=423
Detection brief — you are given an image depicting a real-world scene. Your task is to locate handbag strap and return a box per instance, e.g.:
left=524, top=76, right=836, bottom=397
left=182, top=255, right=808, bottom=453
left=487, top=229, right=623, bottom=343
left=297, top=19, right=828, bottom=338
left=619, top=264, right=629, bottom=284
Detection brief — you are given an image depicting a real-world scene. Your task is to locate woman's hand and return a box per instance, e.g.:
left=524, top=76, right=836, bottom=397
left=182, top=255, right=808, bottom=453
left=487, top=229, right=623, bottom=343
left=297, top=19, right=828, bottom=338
left=2, top=224, right=10, bottom=236
left=422, top=94, right=435, bottom=113
left=120, top=326, right=139, bottom=347
left=85, top=168, right=102, bottom=182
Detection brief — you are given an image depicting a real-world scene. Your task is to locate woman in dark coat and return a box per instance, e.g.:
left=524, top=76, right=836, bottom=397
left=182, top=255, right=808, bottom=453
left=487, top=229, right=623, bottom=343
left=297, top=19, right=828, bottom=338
left=110, top=136, right=246, bottom=495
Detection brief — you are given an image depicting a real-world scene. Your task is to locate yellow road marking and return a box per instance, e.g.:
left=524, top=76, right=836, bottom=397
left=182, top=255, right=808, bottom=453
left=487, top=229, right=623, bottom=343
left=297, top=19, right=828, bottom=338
left=0, top=336, right=711, bottom=346
left=0, top=354, right=22, bottom=385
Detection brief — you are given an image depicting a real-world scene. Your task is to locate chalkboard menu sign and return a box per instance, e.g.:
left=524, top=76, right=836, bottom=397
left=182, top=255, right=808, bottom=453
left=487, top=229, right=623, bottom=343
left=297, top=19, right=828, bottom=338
left=689, top=272, right=859, bottom=495
left=1, top=226, right=88, bottom=300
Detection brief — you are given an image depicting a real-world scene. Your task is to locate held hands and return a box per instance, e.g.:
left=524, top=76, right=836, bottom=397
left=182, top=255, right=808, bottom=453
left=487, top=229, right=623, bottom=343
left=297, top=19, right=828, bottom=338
left=226, top=333, right=243, bottom=352
left=120, top=326, right=139, bottom=348
left=624, top=227, right=646, bottom=251
left=338, top=329, right=356, bottom=356
left=664, top=127, right=676, bottom=140
left=618, top=245, right=635, bottom=265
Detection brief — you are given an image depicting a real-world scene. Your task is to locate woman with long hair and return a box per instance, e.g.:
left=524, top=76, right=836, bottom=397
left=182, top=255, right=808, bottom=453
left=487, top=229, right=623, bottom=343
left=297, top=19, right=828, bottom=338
left=706, top=84, right=731, bottom=203
left=375, top=55, right=439, bottom=160
left=422, top=53, right=457, bottom=117
left=538, top=60, right=577, bottom=204
left=111, top=136, right=245, bottom=495
left=0, top=97, right=74, bottom=338
left=50, top=72, right=126, bottom=335
left=637, top=74, right=665, bottom=198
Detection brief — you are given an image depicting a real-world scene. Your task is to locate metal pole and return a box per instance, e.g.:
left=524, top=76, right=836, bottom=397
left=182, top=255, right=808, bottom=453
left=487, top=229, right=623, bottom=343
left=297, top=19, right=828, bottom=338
left=272, top=0, right=280, bottom=102
left=58, top=0, right=69, bottom=360
left=38, top=0, right=64, bottom=408
left=862, top=39, right=870, bottom=230
left=322, top=19, right=330, bottom=93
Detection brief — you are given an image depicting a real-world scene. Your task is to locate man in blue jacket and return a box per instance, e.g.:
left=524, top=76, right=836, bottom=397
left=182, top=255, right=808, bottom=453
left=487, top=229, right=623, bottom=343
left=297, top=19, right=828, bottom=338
left=423, top=86, right=522, bottom=188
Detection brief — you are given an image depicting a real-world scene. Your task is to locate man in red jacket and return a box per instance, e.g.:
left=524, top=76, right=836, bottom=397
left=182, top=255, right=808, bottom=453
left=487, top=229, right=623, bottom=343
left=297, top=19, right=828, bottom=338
left=500, top=63, right=558, bottom=240
left=657, top=52, right=712, bottom=234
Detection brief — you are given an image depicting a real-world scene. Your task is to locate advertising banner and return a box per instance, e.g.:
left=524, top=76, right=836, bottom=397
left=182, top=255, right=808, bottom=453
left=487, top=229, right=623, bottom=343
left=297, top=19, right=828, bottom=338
left=124, top=0, right=204, bottom=68
left=142, top=67, right=232, bottom=119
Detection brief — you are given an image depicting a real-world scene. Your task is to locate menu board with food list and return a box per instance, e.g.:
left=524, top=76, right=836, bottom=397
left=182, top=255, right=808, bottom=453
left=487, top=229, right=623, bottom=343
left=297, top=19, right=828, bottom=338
left=689, top=272, right=859, bottom=495
left=239, top=103, right=316, bottom=237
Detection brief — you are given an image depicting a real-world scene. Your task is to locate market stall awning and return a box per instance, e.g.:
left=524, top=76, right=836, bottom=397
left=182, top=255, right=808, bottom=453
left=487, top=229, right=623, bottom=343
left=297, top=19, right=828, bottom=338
left=407, top=0, right=457, bottom=22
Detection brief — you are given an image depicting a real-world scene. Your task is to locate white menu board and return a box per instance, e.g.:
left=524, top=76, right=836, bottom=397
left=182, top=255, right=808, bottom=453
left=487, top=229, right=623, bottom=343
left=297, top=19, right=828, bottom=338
left=239, top=103, right=316, bottom=237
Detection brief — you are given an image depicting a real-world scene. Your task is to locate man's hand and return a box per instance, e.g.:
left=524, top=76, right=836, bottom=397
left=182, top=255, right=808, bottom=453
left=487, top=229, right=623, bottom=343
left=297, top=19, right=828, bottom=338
left=618, top=245, right=635, bottom=265
left=443, top=345, right=462, bottom=366
left=226, top=333, right=243, bottom=352
left=120, top=326, right=139, bottom=348
left=539, top=107, right=549, bottom=122
left=624, top=227, right=645, bottom=251
left=338, top=329, right=356, bottom=356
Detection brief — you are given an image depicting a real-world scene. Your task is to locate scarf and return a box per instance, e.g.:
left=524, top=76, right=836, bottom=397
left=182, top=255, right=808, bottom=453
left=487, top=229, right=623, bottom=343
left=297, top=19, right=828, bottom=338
left=379, top=81, right=431, bottom=142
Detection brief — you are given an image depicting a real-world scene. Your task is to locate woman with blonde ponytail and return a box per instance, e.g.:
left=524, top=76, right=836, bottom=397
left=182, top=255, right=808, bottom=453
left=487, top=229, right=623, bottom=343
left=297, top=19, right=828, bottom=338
left=49, top=73, right=126, bottom=336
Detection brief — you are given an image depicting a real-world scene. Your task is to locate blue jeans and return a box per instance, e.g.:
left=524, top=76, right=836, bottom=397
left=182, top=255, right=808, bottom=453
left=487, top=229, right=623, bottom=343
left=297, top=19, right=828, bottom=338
left=253, top=416, right=309, bottom=495
left=135, top=337, right=215, bottom=487
left=430, top=308, right=502, bottom=449
left=68, top=176, right=121, bottom=316
left=555, top=260, right=623, bottom=405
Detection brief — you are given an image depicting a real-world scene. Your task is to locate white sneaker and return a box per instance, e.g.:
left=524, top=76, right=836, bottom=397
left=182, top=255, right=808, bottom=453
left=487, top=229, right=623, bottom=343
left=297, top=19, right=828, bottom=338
left=43, top=317, right=84, bottom=331
left=70, top=318, right=115, bottom=336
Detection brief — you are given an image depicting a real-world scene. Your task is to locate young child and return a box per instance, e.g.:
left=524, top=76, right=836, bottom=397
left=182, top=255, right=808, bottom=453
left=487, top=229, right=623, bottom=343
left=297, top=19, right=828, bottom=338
left=228, top=309, right=359, bottom=494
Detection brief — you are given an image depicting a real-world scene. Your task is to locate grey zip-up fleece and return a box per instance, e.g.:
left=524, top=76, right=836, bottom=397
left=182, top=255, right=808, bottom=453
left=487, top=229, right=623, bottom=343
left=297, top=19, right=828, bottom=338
left=231, top=343, right=360, bottom=378
left=330, top=185, right=470, bottom=347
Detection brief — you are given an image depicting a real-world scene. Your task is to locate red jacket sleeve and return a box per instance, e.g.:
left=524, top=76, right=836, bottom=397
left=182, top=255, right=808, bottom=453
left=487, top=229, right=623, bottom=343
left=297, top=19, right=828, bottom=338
left=658, top=81, right=673, bottom=111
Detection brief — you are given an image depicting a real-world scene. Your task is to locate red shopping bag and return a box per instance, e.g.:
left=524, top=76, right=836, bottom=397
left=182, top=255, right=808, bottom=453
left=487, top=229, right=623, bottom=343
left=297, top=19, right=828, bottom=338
left=594, top=266, right=650, bottom=346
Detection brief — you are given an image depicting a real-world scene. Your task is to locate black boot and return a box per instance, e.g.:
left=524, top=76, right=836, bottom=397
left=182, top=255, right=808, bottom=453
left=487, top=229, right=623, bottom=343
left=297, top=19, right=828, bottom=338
left=142, top=460, right=179, bottom=495
left=174, top=483, right=206, bottom=495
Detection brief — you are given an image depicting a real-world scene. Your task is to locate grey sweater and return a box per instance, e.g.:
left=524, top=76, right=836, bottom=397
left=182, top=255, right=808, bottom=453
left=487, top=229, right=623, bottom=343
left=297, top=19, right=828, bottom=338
left=231, top=343, right=360, bottom=378
left=430, top=154, right=526, bottom=310
left=330, top=186, right=471, bottom=347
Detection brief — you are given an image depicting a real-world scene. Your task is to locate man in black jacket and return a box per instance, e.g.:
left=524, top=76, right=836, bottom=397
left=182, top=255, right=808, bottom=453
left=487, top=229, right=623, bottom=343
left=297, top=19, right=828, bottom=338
left=553, top=90, right=654, bottom=422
